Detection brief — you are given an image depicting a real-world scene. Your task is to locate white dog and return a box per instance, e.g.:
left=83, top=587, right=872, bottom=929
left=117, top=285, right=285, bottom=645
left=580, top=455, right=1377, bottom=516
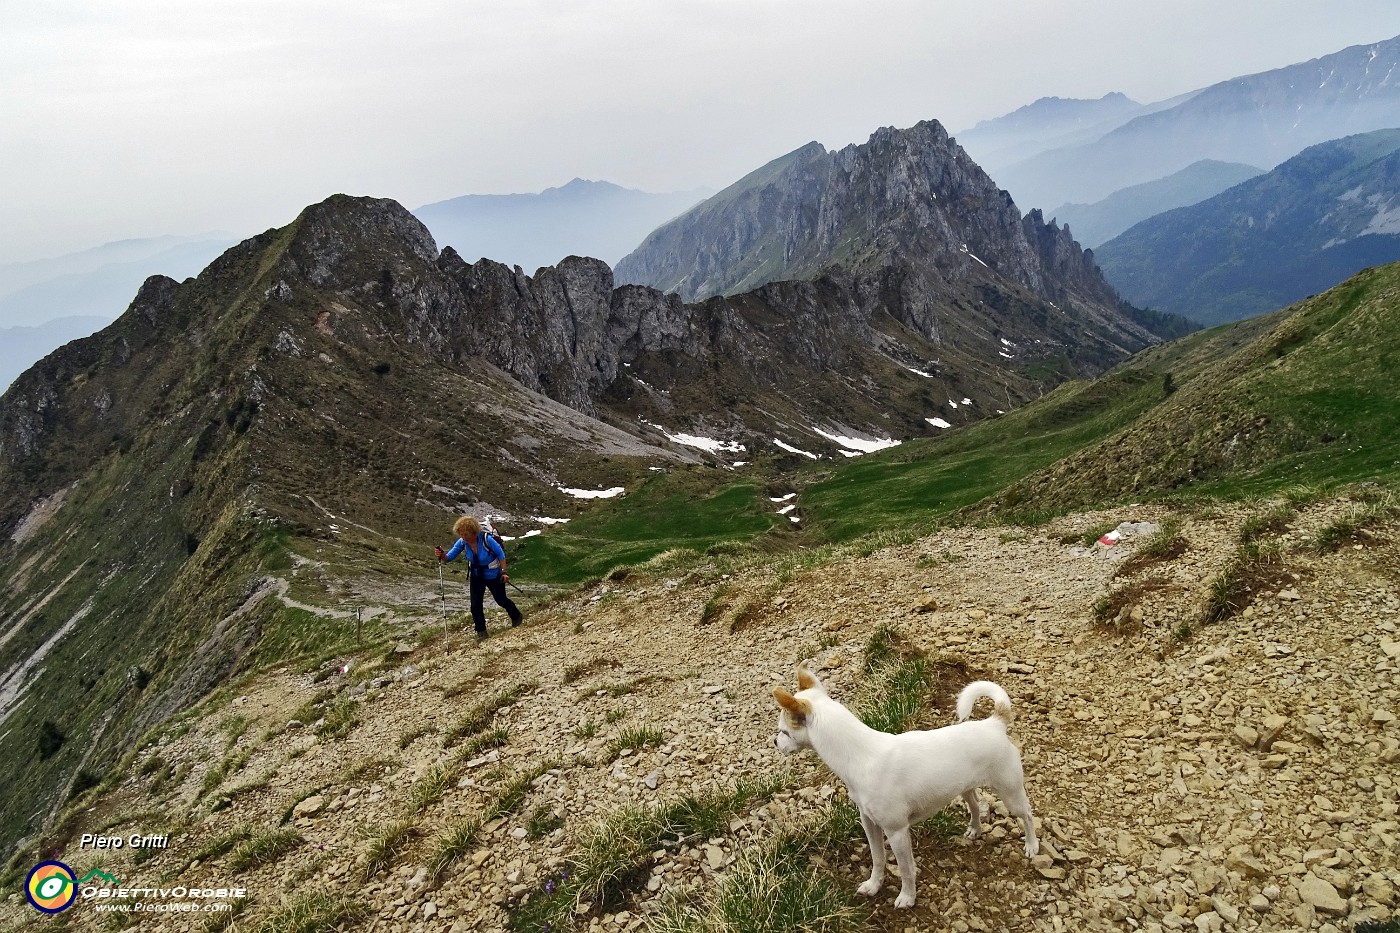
left=773, top=668, right=1038, bottom=908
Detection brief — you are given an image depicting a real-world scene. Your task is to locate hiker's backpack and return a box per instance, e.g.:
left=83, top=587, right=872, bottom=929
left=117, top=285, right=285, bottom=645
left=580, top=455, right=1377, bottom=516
left=474, top=526, right=506, bottom=571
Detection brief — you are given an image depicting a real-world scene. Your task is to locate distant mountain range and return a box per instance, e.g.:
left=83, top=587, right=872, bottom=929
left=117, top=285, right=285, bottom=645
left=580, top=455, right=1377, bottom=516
left=0, top=317, right=111, bottom=393
left=1094, top=128, right=1400, bottom=325
left=1050, top=159, right=1265, bottom=248
left=0, top=234, right=239, bottom=392
left=413, top=178, right=711, bottom=274
left=0, top=234, right=235, bottom=330
left=954, top=92, right=1189, bottom=177
left=992, top=35, right=1400, bottom=211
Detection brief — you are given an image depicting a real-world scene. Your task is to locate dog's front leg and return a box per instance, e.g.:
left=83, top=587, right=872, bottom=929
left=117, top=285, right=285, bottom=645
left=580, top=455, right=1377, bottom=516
left=888, top=826, right=918, bottom=908
left=856, top=810, right=886, bottom=898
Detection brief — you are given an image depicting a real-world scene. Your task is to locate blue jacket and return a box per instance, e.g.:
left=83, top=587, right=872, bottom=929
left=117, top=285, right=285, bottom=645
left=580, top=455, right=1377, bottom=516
left=445, top=533, right=506, bottom=579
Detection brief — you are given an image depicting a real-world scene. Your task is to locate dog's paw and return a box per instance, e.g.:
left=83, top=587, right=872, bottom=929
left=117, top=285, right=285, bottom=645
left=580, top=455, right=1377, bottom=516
left=857, top=879, right=882, bottom=897
left=1024, top=839, right=1039, bottom=858
left=894, top=891, right=917, bottom=909
left=964, top=825, right=983, bottom=840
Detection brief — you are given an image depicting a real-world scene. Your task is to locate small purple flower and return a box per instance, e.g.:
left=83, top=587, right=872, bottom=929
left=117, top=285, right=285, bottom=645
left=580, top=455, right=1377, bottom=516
left=545, top=880, right=555, bottom=894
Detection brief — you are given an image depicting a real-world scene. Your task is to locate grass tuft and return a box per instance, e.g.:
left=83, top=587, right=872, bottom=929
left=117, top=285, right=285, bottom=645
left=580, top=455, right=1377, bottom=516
left=251, top=892, right=368, bottom=933
left=427, top=817, right=482, bottom=881
left=1202, top=557, right=1248, bottom=625
left=406, top=764, right=454, bottom=814
left=858, top=655, right=930, bottom=734
left=189, top=824, right=253, bottom=866
left=573, top=719, right=599, bottom=739
left=486, top=761, right=558, bottom=820
left=650, top=844, right=865, bottom=933
left=361, top=818, right=418, bottom=880
left=526, top=805, right=564, bottom=839
left=446, top=683, right=535, bottom=745
left=860, top=624, right=900, bottom=674
left=563, top=658, right=616, bottom=684
left=568, top=775, right=787, bottom=909
left=453, top=727, right=510, bottom=764
left=396, top=724, right=435, bottom=749
left=1237, top=503, right=1295, bottom=545
left=856, top=627, right=932, bottom=733
left=1113, top=522, right=1187, bottom=576
left=607, top=726, right=664, bottom=760
left=701, top=587, right=731, bottom=626
left=228, top=828, right=302, bottom=872
left=314, top=698, right=359, bottom=740
left=1312, top=496, right=1396, bottom=552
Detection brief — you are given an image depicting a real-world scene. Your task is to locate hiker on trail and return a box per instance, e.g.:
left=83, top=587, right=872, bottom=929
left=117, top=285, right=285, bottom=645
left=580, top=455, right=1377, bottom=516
left=438, top=515, right=522, bottom=639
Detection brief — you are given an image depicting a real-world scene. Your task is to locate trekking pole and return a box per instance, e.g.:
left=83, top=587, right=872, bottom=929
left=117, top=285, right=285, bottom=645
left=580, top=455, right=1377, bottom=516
left=438, top=561, right=447, bottom=634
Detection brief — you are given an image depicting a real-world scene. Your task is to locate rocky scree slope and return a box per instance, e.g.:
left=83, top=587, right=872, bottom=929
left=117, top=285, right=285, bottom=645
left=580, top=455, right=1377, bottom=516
left=16, top=495, right=1400, bottom=932
left=239, top=193, right=1133, bottom=458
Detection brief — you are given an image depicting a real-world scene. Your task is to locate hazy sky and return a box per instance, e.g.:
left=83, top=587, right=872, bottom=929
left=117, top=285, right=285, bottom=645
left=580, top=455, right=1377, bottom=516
left=3, top=0, right=1399, bottom=262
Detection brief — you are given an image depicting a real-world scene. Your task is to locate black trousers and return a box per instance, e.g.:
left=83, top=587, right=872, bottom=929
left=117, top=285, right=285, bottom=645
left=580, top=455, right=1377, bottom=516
left=470, top=574, right=521, bottom=631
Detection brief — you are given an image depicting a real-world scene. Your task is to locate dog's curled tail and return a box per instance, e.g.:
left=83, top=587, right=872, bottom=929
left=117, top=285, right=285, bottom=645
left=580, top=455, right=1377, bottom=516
left=955, top=680, right=1014, bottom=726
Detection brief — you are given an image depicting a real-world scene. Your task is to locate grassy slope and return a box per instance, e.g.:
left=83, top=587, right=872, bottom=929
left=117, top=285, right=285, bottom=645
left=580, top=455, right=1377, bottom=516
left=0, top=233, right=295, bottom=851
left=512, top=473, right=784, bottom=585
left=990, top=264, right=1400, bottom=512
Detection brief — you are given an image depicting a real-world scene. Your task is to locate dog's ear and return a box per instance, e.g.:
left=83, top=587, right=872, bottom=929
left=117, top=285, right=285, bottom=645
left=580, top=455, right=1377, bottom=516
left=773, top=688, right=812, bottom=725
left=796, top=667, right=825, bottom=693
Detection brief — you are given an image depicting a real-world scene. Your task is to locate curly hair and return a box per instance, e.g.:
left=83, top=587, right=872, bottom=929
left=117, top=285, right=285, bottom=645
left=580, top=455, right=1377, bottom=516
left=453, top=515, right=481, bottom=540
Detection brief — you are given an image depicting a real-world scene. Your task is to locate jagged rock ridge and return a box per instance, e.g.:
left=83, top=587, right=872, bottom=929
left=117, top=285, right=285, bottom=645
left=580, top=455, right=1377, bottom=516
left=612, top=120, right=1141, bottom=347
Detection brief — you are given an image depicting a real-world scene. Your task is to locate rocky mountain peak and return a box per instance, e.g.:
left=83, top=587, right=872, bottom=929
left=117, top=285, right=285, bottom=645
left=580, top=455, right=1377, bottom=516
left=285, top=194, right=439, bottom=287
left=614, top=118, right=1149, bottom=354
